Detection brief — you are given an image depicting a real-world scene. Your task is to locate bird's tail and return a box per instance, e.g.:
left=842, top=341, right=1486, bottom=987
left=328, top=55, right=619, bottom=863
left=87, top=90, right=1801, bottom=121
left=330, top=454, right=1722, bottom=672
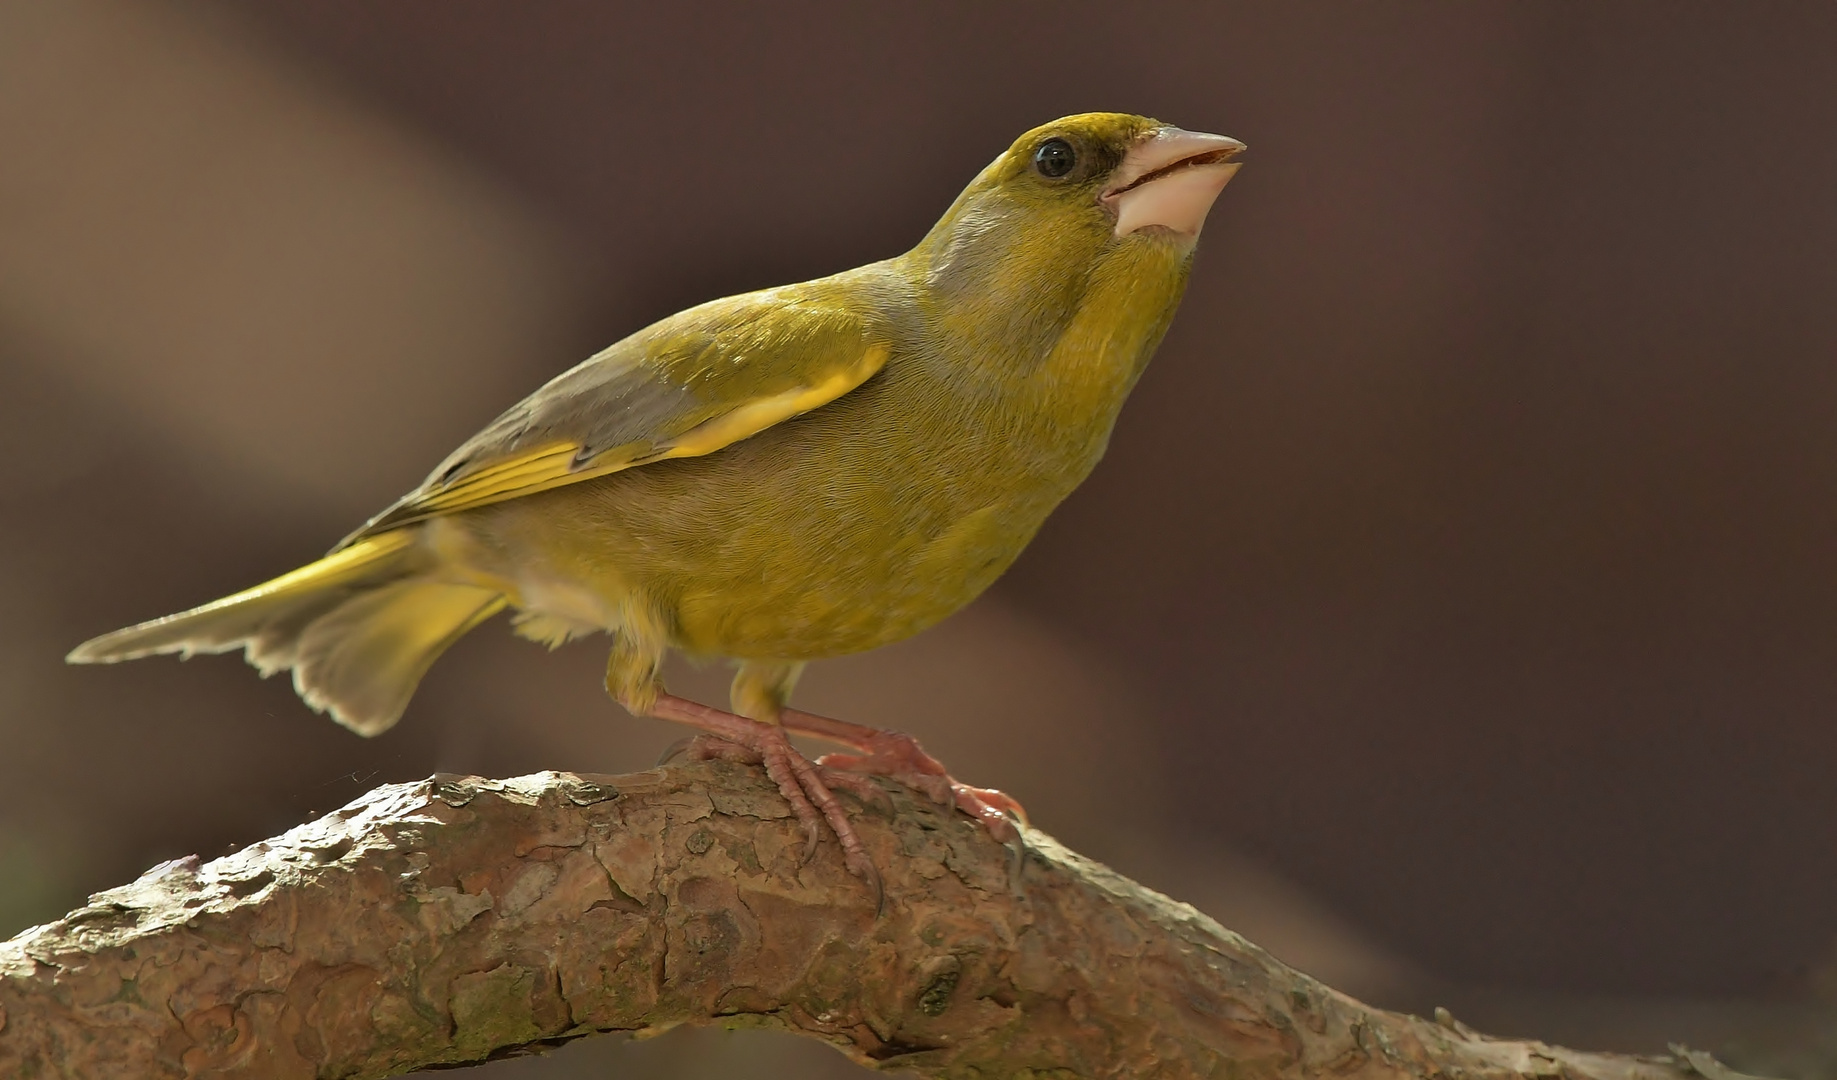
left=66, top=530, right=505, bottom=736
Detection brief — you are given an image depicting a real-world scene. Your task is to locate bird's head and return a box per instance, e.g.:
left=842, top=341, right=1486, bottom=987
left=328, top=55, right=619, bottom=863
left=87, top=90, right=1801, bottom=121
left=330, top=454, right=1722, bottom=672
left=992, top=113, right=1243, bottom=240
left=910, top=113, right=1243, bottom=351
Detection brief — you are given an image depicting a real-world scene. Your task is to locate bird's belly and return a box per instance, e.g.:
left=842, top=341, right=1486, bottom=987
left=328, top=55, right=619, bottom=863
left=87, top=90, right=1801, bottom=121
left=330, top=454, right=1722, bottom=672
left=670, top=497, right=1028, bottom=660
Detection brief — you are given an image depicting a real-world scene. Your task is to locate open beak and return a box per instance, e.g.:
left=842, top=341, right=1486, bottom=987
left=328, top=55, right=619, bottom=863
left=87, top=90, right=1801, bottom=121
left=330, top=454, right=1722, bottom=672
left=1101, top=126, right=1245, bottom=239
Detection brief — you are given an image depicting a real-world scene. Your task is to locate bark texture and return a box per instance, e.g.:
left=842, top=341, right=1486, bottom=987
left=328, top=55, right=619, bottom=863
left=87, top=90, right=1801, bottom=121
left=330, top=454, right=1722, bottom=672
left=0, top=762, right=1770, bottom=1079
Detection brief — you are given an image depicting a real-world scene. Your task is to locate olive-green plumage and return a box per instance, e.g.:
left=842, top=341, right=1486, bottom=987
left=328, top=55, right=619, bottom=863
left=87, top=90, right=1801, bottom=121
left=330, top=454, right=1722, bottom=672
left=68, top=112, right=1242, bottom=737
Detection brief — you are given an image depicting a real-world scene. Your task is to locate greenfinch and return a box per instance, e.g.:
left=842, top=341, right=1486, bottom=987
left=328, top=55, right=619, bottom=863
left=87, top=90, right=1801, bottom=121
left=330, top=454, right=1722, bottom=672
left=69, top=112, right=1243, bottom=880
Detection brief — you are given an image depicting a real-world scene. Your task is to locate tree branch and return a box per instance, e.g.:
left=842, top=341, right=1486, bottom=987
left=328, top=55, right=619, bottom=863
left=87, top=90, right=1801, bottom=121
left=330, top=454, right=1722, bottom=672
left=0, top=762, right=1769, bottom=1079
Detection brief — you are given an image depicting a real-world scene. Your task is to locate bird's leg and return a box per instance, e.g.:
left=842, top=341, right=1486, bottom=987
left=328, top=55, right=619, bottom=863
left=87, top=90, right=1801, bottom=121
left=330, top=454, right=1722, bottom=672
left=729, top=659, right=892, bottom=811
left=779, top=706, right=1027, bottom=844
left=610, top=639, right=881, bottom=886
left=647, top=694, right=878, bottom=885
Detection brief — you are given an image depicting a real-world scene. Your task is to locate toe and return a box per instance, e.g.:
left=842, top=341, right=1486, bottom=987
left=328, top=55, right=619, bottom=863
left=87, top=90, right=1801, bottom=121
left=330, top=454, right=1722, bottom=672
left=816, top=767, right=896, bottom=814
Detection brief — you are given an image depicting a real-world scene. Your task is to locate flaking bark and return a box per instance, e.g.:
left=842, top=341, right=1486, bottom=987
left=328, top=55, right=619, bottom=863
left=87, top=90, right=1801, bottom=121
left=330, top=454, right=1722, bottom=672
left=0, top=762, right=1772, bottom=1079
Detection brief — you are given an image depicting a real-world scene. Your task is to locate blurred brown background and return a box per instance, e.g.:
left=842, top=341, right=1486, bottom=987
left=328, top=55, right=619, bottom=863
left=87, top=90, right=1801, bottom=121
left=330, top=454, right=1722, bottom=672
left=4, top=1, right=1837, bottom=1076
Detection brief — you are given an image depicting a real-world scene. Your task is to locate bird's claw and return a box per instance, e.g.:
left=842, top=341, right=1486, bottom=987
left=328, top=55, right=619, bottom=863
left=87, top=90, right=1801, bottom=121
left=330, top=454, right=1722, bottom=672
left=953, top=784, right=1024, bottom=846
left=648, top=696, right=880, bottom=893
left=801, top=724, right=1028, bottom=843
left=815, top=766, right=897, bottom=815
left=649, top=696, right=1015, bottom=909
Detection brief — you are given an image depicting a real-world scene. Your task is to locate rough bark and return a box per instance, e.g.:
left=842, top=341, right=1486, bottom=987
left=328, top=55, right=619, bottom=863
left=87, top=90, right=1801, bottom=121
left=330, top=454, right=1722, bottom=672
left=0, top=762, right=1771, bottom=1079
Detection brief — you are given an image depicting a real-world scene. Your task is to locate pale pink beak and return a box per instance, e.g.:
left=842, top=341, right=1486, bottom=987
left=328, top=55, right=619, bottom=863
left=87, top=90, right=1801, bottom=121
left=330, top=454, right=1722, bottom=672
left=1101, top=126, right=1245, bottom=240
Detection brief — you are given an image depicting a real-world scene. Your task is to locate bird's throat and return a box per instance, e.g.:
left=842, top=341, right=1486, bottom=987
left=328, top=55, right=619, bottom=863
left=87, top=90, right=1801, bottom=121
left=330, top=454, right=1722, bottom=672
left=912, top=207, right=1189, bottom=383
left=1038, top=237, right=1193, bottom=408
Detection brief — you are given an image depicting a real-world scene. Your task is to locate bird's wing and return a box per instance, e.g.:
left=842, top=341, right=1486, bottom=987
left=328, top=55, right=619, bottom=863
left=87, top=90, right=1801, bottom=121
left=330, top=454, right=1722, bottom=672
left=335, top=291, right=890, bottom=549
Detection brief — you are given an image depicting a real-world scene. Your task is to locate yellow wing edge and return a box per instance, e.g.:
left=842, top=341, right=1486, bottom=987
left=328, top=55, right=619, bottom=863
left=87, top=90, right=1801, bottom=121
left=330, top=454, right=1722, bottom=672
left=664, top=342, right=889, bottom=459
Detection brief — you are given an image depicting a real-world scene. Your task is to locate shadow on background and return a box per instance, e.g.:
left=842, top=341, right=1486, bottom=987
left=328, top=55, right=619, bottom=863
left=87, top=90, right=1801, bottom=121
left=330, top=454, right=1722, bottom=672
left=4, top=1, right=1837, bottom=1076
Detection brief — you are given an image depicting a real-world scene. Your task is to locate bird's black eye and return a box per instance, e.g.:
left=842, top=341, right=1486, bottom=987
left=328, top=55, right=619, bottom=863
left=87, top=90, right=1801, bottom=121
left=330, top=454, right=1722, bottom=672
left=1033, top=138, right=1077, bottom=179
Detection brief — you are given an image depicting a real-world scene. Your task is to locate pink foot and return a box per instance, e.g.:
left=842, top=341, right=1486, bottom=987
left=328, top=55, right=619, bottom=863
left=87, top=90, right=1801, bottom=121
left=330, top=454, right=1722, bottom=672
left=669, top=734, right=895, bottom=815
left=781, top=707, right=1026, bottom=844
left=649, top=695, right=878, bottom=886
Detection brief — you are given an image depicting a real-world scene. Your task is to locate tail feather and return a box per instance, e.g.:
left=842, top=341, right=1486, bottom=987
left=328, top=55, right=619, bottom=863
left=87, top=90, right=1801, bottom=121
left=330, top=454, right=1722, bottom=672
left=66, top=533, right=420, bottom=664
left=243, top=590, right=359, bottom=676
left=67, top=530, right=504, bottom=736
left=290, top=579, right=504, bottom=736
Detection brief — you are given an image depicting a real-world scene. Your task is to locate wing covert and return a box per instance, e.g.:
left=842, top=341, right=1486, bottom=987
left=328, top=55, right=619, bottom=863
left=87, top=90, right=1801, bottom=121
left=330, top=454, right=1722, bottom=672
left=336, top=292, right=891, bottom=549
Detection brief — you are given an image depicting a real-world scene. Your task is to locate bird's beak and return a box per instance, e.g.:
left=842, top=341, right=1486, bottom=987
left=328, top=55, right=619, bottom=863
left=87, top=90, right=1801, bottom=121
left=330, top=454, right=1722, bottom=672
left=1101, top=127, right=1245, bottom=239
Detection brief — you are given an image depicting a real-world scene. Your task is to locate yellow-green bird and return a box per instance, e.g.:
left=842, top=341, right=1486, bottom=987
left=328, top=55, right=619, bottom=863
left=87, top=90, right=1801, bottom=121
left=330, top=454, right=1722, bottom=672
left=69, top=111, right=1243, bottom=880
